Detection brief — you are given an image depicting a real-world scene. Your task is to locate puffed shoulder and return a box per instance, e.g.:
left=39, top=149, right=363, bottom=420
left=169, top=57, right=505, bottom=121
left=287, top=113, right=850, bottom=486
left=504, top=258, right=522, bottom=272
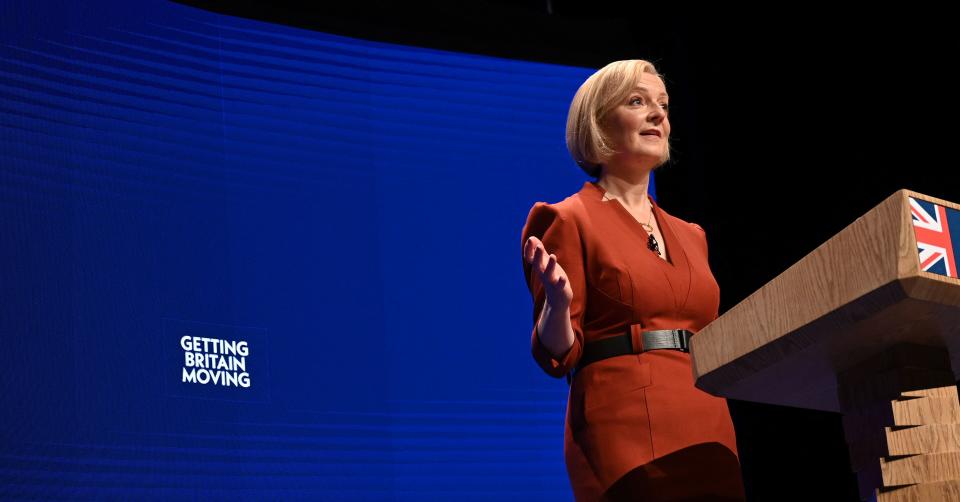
left=521, top=200, right=584, bottom=255
left=523, top=201, right=565, bottom=237
left=523, top=196, right=583, bottom=230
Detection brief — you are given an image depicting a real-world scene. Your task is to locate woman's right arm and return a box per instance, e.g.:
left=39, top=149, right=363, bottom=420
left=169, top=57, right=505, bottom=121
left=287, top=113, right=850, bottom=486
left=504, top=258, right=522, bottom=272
left=535, top=297, right=575, bottom=360
left=521, top=202, right=586, bottom=378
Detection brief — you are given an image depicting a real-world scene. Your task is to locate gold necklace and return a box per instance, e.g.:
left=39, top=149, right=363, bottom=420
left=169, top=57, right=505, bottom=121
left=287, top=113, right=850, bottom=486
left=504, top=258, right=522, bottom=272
left=602, top=192, right=662, bottom=256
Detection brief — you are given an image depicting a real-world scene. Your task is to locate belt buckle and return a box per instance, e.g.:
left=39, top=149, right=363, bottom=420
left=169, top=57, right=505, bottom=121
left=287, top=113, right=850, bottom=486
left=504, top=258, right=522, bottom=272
left=629, top=325, right=644, bottom=354
left=677, top=329, right=690, bottom=352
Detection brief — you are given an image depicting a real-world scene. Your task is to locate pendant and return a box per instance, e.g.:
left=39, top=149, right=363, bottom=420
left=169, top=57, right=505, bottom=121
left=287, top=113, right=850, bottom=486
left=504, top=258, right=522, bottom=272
left=648, top=234, right=661, bottom=256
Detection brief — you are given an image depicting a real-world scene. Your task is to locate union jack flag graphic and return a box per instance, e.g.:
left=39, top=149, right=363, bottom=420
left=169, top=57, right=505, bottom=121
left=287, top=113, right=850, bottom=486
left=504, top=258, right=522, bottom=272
left=910, top=196, right=960, bottom=278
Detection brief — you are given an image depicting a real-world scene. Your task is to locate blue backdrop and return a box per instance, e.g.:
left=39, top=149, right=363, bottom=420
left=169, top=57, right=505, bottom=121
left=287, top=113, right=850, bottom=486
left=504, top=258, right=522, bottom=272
left=0, top=1, right=658, bottom=499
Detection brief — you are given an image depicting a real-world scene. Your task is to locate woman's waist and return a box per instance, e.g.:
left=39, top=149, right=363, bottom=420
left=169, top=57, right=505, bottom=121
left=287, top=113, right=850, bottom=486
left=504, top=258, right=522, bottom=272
left=567, top=325, right=695, bottom=385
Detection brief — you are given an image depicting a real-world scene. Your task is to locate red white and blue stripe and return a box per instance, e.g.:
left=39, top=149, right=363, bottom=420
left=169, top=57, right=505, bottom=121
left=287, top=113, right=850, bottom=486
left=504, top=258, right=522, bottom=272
left=910, top=196, right=960, bottom=278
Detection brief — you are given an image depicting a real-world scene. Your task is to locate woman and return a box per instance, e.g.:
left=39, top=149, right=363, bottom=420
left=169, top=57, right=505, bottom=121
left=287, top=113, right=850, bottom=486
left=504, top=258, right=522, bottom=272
left=521, top=60, right=746, bottom=501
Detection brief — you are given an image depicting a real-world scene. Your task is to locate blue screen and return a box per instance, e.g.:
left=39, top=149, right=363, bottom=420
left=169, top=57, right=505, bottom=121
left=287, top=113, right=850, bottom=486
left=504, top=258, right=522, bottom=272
left=0, top=1, right=659, bottom=499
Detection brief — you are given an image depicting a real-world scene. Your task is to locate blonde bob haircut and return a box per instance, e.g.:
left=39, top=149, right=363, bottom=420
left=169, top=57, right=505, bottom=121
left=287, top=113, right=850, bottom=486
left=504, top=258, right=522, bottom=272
left=566, top=59, right=671, bottom=178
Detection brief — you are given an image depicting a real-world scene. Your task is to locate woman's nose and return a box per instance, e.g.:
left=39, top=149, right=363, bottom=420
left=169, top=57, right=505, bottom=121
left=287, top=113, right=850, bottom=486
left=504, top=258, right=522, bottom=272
left=647, top=104, right=667, bottom=122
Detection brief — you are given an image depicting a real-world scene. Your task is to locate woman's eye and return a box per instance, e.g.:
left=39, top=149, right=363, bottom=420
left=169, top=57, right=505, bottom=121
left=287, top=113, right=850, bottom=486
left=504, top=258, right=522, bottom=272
left=629, top=97, right=669, bottom=111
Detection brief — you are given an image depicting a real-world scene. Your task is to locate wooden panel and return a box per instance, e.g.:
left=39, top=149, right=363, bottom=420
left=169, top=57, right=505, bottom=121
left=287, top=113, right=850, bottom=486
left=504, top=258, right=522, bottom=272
left=689, top=189, right=960, bottom=412
left=887, top=423, right=960, bottom=456
left=692, top=189, right=907, bottom=379
left=678, top=188, right=960, bottom=498
left=880, top=451, right=960, bottom=485
left=842, top=384, right=960, bottom=500
left=876, top=478, right=960, bottom=502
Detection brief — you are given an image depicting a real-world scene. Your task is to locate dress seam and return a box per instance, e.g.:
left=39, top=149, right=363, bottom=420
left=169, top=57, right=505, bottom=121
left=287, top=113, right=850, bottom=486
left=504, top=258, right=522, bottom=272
left=644, top=387, right=655, bottom=460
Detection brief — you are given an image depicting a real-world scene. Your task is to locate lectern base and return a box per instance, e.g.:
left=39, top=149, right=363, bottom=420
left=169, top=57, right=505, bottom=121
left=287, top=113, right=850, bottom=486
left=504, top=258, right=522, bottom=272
left=837, top=343, right=960, bottom=501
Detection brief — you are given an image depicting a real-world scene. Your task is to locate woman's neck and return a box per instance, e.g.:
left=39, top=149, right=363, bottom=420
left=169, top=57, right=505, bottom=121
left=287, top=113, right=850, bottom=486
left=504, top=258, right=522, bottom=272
left=596, top=171, right=652, bottom=209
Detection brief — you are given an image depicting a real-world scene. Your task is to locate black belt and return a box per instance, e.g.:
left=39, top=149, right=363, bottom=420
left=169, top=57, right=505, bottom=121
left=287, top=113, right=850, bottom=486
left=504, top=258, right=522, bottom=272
left=566, top=328, right=693, bottom=386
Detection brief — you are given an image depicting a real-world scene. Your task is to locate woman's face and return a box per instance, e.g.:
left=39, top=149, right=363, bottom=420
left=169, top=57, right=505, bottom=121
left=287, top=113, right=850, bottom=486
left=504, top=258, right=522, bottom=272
left=602, top=72, right=671, bottom=170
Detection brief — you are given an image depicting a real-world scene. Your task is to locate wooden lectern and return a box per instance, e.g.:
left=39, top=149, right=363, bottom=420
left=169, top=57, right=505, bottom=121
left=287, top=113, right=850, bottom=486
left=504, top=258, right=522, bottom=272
left=690, top=189, right=960, bottom=501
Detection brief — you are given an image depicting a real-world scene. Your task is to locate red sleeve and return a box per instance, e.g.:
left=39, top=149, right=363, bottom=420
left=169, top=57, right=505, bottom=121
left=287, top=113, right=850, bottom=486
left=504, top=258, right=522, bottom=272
left=520, top=202, right=586, bottom=379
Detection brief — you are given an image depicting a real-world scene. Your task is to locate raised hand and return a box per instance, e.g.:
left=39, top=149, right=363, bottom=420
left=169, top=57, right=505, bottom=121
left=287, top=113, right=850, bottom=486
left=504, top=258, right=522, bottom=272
left=524, top=235, right=574, bottom=311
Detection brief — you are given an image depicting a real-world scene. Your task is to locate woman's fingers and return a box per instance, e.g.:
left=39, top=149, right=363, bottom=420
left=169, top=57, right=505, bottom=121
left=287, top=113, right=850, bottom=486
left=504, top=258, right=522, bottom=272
left=544, top=253, right=557, bottom=282
left=544, top=253, right=571, bottom=292
left=525, top=236, right=542, bottom=264
left=524, top=237, right=573, bottom=308
left=525, top=236, right=567, bottom=291
left=526, top=237, right=549, bottom=272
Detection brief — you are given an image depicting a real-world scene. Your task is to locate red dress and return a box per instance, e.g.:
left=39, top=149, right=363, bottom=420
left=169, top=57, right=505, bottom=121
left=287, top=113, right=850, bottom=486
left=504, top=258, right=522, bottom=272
left=521, top=181, right=746, bottom=501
